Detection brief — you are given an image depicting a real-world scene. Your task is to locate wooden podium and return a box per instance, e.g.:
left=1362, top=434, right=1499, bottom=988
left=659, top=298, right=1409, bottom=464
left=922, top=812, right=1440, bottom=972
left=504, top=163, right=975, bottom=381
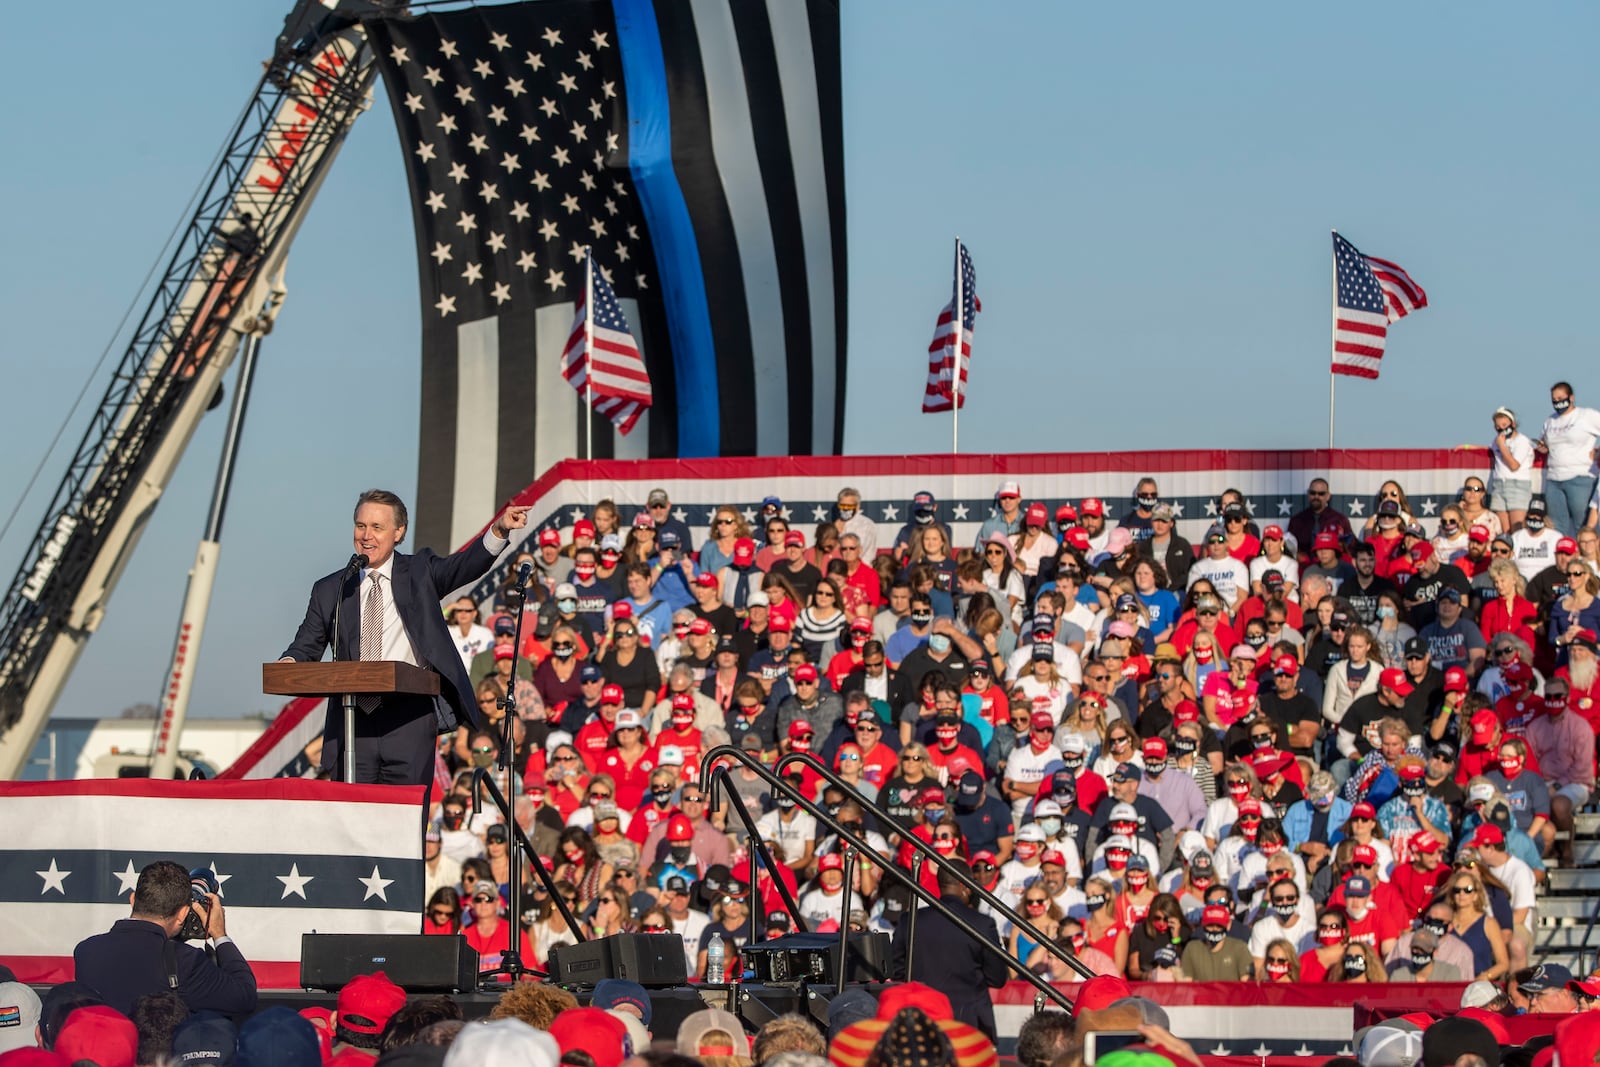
left=263, top=662, right=441, bottom=782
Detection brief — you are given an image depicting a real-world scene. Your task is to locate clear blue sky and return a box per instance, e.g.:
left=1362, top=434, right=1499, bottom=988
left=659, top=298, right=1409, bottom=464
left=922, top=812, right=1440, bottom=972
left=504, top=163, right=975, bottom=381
left=0, top=2, right=1594, bottom=725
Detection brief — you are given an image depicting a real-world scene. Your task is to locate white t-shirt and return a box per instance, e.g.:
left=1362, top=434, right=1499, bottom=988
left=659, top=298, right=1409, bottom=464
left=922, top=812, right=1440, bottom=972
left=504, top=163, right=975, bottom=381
left=1511, top=527, right=1563, bottom=581
left=1017, top=534, right=1059, bottom=577
left=797, top=885, right=851, bottom=927
left=454, top=624, right=496, bottom=672
left=1491, top=430, right=1536, bottom=483
left=1188, top=556, right=1250, bottom=606
left=985, top=569, right=1029, bottom=627
left=994, top=859, right=1042, bottom=902
left=1541, top=406, right=1600, bottom=481
left=756, top=809, right=818, bottom=862
left=1487, top=855, right=1538, bottom=931
left=1006, top=643, right=1083, bottom=687
left=1004, top=744, right=1065, bottom=821
left=1014, top=675, right=1071, bottom=724
left=671, top=909, right=711, bottom=971
left=1248, top=913, right=1317, bottom=957
left=1249, top=555, right=1301, bottom=598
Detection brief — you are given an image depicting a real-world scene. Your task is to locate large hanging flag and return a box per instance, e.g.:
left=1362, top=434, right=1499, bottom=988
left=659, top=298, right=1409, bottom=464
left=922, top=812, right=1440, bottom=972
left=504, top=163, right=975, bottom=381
left=923, top=240, right=980, bottom=412
left=1331, top=232, right=1428, bottom=379
left=563, top=249, right=651, bottom=435
left=366, top=0, right=848, bottom=551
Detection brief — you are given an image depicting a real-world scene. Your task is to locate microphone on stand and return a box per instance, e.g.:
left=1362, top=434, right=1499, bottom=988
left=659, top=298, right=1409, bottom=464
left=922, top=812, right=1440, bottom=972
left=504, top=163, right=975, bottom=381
left=344, top=553, right=369, bottom=577
left=504, top=561, right=533, bottom=604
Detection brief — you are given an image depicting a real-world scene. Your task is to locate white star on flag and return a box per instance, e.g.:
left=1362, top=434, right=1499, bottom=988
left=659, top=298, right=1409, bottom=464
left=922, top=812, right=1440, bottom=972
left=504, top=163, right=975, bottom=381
left=37, top=858, right=71, bottom=895
left=359, top=865, right=396, bottom=902
left=276, top=863, right=313, bottom=900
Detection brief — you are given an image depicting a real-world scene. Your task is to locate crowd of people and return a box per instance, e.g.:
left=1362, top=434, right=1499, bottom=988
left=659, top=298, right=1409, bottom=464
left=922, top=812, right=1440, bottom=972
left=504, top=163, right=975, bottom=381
left=424, top=388, right=1600, bottom=999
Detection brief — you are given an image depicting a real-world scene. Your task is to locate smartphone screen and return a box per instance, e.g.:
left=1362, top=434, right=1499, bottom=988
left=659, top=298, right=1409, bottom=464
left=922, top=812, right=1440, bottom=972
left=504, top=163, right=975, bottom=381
left=1084, top=1030, right=1144, bottom=1065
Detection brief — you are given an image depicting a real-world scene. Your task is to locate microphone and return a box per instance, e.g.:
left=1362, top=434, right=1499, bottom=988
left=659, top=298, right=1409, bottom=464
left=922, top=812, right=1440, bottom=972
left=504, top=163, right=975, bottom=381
left=516, top=561, right=533, bottom=586
left=505, top=561, right=534, bottom=604
left=344, top=553, right=369, bottom=576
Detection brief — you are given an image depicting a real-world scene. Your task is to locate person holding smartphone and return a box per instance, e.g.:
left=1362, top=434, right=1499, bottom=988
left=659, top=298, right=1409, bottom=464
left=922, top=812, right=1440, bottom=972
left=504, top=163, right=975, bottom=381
left=1487, top=407, right=1534, bottom=533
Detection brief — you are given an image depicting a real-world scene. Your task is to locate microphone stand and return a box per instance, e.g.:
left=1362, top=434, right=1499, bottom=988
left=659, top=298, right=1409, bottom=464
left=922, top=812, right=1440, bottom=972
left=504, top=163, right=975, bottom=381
left=483, top=565, right=532, bottom=985
left=331, top=553, right=365, bottom=783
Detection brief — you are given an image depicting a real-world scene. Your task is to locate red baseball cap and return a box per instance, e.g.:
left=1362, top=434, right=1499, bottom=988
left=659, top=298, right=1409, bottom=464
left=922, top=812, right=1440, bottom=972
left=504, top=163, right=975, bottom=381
left=919, top=785, right=947, bottom=805
left=336, top=971, right=408, bottom=1034
left=1314, top=530, right=1341, bottom=550
left=1399, top=761, right=1426, bottom=781
left=1065, top=527, right=1091, bottom=551
left=632, top=511, right=655, bottom=529
left=1470, top=708, right=1498, bottom=742
left=1413, top=832, right=1443, bottom=854
left=1380, top=667, right=1414, bottom=696
left=1025, top=502, right=1048, bottom=526
left=784, top=530, right=807, bottom=548
left=818, top=852, right=844, bottom=871
left=1351, top=801, right=1377, bottom=819
left=666, top=814, right=694, bottom=841
left=788, top=720, right=815, bottom=739
left=793, top=663, right=819, bottom=683
left=612, top=601, right=634, bottom=621
left=689, top=617, right=713, bottom=635
left=1468, top=526, right=1490, bottom=543
left=733, top=537, right=756, bottom=563
left=971, top=850, right=998, bottom=867
left=1055, top=504, right=1078, bottom=524
left=601, top=684, right=625, bottom=705
left=1559, top=538, right=1580, bottom=555
left=1237, top=797, right=1263, bottom=816
left=56, top=1006, right=138, bottom=1067
left=1274, top=653, right=1299, bottom=675
left=1443, top=665, right=1469, bottom=694
left=574, top=519, right=596, bottom=538
left=1471, top=824, right=1505, bottom=847
left=1040, top=848, right=1067, bottom=867
left=1353, top=843, right=1378, bottom=865
left=1503, top=660, right=1533, bottom=684
left=1029, top=710, right=1056, bottom=730
left=1142, top=737, right=1167, bottom=760
left=1172, top=700, right=1200, bottom=725
left=1080, top=498, right=1105, bottom=516
left=1409, top=542, right=1434, bottom=563
left=850, top=616, right=873, bottom=634
left=695, top=572, right=720, bottom=589
left=1263, top=525, right=1284, bottom=541
left=768, top=615, right=793, bottom=633
left=1201, top=904, right=1231, bottom=928
left=671, top=691, right=695, bottom=711
left=539, top=528, right=561, bottom=547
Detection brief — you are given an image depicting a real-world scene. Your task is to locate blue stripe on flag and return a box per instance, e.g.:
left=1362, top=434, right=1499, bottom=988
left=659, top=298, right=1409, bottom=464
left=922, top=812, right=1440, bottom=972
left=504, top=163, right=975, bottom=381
left=612, top=0, right=721, bottom=456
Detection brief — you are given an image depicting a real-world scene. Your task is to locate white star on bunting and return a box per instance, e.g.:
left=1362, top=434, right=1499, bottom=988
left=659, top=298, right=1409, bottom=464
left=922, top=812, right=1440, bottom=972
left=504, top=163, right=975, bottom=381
left=276, top=863, right=313, bottom=900
left=359, top=865, right=396, bottom=902
left=36, top=858, right=70, bottom=895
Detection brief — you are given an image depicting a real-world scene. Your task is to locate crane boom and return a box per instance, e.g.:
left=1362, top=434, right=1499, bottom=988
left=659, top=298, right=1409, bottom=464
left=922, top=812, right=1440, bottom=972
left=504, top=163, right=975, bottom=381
left=0, top=2, right=384, bottom=778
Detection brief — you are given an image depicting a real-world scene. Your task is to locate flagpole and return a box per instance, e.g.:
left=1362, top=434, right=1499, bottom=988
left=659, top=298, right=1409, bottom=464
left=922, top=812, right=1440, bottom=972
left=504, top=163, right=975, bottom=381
left=1328, top=230, right=1337, bottom=451
left=584, top=246, right=595, bottom=503
left=951, top=235, right=962, bottom=457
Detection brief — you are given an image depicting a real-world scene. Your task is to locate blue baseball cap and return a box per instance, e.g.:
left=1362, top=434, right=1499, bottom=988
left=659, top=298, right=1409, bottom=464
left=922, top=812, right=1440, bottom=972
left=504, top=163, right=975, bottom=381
left=591, top=978, right=652, bottom=1025
left=1345, top=875, right=1373, bottom=897
left=579, top=663, right=603, bottom=683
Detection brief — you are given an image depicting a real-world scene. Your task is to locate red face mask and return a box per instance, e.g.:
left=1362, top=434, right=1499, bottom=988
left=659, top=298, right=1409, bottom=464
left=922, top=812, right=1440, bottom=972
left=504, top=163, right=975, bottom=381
left=1238, top=819, right=1261, bottom=841
left=1106, top=851, right=1130, bottom=871
left=1269, top=868, right=1293, bottom=883
left=1195, top=647, right=1215, bottom=664
left=1499, top=756, right=1524, bottom=778
left=1191, top=875, right=1213, bottom=891
left=672, top=714, right=694, bottom=730
left=575, top=564, right=596, bottom=580
left=1227, top=782, right=1250, bottom=802
left=1015, top=842, right=1039, bottom=862
left=936, top=728, right=959, bottom=747
left=1025, top=900, right=1049, bottom=916
left=1152, top=917, right=1169, bottom=933
left=1127, top=871, right=1149, bottom=891
left=1260, top=841, right=1283, bottom=857
left=933, top=837, right=958, bottom=855
left=1266, top=960, right=1291, bottom=979
left=1317, top=928, right=1345, bottom=946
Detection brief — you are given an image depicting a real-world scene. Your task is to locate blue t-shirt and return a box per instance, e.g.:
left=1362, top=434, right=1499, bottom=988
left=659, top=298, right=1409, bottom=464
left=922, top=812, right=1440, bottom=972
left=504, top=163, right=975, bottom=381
left=1138, top=590, right=1181, bottom=634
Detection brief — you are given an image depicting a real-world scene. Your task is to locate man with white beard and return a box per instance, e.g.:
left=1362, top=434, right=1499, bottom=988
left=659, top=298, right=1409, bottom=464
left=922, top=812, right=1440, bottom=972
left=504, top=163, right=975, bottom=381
left=1556, top=630, right=1600, bottom=725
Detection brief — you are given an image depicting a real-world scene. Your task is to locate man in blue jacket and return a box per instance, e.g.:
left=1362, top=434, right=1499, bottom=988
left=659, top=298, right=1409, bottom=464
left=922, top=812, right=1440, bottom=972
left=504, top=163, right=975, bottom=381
left=73, top=861, right=256, bottom=1017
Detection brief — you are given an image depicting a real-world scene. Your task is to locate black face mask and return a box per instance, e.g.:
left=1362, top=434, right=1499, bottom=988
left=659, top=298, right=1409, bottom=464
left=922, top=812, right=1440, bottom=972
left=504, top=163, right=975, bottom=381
left=1085, top=894, right=1107, bottom=913
left=1410, top=949, right=1434, bottom=969
left=669, top=845, right=692, bottom=865
left=1202, top=928, right=1226, bottom=945
left=1343, top=954, right=1367, bottom=975
left=1527, top=516, right=1546, bottom=531
left=911, top=611, right=933, bottom=626
left=1402, top=783, right=1424, bottom=798
left=1137, top=495, right=1159, bottom=509
left=442, top=810, right=465, bottom=829
left=652, top=787, right=674, bottom=804
left=1422, top=920, right=1447, bottom=938
left=776, top=795, right=796, bottom=810
left=553, top=645, right=576, bottom=660
left=1172, top=737, right=1198, bottom=756
left=1246, top=633, right=1267, bottom=648
left=1555, top=398, right=1573, bottom=413
left=1272, top=902, right=1298, bottom=921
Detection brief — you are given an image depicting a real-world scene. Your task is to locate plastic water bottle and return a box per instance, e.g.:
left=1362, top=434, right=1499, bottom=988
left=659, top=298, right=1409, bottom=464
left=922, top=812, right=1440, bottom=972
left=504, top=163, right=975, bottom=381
left=706, top=937, right=726, bottom=983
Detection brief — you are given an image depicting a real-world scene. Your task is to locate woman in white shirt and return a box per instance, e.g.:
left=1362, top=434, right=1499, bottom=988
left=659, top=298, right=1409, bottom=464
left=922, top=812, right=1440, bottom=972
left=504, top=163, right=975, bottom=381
left=1488, top=407, right=1535, bottom=532
left=1538, top=383, right=1600, bottom=537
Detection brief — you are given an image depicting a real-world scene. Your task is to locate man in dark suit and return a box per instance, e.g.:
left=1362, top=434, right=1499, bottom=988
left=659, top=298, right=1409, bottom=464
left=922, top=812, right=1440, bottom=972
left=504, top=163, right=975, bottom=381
left=889, top=859, right=1010, bottom=1040
left=73, top=861, right=256, bottom=1017
left=280, top=489, right=529, bottom=785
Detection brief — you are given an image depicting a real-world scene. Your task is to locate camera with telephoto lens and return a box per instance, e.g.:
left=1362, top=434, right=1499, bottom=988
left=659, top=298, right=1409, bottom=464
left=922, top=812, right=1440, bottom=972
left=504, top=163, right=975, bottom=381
left=176, top=869, right=220, bottom=941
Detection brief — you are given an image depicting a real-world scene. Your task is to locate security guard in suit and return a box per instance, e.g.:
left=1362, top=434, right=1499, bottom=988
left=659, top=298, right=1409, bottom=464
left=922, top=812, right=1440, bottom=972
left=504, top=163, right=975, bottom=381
left=889, top=858, right=1010, bottom=1040
left=73, top=861, right=257, bottom=1016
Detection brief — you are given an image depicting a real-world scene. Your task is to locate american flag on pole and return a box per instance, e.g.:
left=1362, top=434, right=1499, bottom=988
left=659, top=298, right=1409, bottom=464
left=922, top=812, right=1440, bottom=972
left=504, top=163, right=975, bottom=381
left=562, top=249, right=651, bottom=435
left=923, top=240, right=980, bottom=412
left=1331, top=232, right=1428, bottom=379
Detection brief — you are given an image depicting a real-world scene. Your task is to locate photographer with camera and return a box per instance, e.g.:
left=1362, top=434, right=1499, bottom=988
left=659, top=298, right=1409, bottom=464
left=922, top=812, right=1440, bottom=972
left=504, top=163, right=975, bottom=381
left=72, top=861, right=257, bottom=1016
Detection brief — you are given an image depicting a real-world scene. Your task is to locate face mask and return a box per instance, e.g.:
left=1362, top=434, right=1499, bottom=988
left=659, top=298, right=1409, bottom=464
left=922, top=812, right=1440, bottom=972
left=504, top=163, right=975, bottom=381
left=1317, top=928, right=1345, bottom=946
left=1422, top=919, right=1448, bottom=938
left=1144, top=760, right=1167, bottom=778
left=1266, top=960, right=1290, bottom=979
left=1062, top=754, right=1084, bottom=771
left=575, top=564, right=596, bottom=580
left=1085, top=894, right=1107, bottom=913
left=933, top=837, right=958, bottom=855
left=1556, top=398, right=1572, bottom=413
left=1238, top=821, right=1260, bottom=841
left=911, top=611, right=933, bottom=626
left=1246, top=633, right=1267, bottom=648
left=652, top=787, right=674, bottom=804
left=1527, top=517, right=1545, bottom=531
left=776, top=795, right=796, bottom=810
left=1346, top=901, right=1369, bottom=921
left=1377, top=604, right=1397, bottom=620
left=1202, top=928, right=1226, bottom=946
left=553, top=645, right=576, bottom=660
left=1252, top=734, right=1273, bottom=750
left=1226, top=783, right=1250, bottom=802
left=1106, top=852, right=1130, bottom=871
left=1312, top=793, right=1334, bottom=811
left=1343, top=954, right=1367, bottom=975
left=837, top=507, right=857, bottom=520
left=1025, top=899, right=1049, bottom=916
left=1411, top=949, right=1434, bottom=969
left=670, top=845, right=692, bottom=865
left=443, top=810, right=465, bottom=829
left=1137, top=495, right=1159, bottom=509
left=472, top=751, right=495, bottom=768
left=1127, top=871, right=1149, bottom=891
left=1402, top=783, right=1424, bottom=798
left=1015, top=842, right=1039, bottom=862
left=928, top=635, right=951, bottom=654
left=558, top=598, right=578, bottom=613
left=1152, top=917, right=1170, bottom=933
left=1260, top=841, right=1282, bottom=857
left=924, top=807, right=946, bottom=825
left=1039, top=817, right=1062, bottom=837
left=1500, top=757, right=1524, bottom=778
left=1172, top=737, right=1197, bottom=756
left=1273, top=902, right=1298, bottom=921
left=1194, top=647, right=1214, bottom=664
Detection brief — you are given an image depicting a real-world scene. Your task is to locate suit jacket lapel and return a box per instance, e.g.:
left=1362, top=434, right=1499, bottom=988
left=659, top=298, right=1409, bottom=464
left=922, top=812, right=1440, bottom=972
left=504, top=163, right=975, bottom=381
left=390, top=553, right=418, bottom=654
left=339, top=570, right=362, bottom=662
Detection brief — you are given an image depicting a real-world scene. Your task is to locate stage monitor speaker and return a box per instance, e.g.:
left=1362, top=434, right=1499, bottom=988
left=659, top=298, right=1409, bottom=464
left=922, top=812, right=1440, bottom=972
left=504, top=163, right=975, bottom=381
left=548, top=932, right=688, bottom=988
left=741, top=932, right=891, bottom=985
left=300, top=933, right=479, bottom=993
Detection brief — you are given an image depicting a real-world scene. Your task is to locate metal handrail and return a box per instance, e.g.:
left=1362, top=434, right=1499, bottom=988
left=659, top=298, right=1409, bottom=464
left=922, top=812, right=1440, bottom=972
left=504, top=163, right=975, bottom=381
left=774, top=750, right=1095, bottom=981
left=470, top=767, right=587, bottom=943
left=700, top=745, right=1075, bottom=1010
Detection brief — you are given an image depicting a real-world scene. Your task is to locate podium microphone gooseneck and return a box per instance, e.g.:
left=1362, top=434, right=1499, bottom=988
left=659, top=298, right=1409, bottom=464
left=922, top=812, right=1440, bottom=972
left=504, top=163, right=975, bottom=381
left=332, top=553, right=369, bottom=783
